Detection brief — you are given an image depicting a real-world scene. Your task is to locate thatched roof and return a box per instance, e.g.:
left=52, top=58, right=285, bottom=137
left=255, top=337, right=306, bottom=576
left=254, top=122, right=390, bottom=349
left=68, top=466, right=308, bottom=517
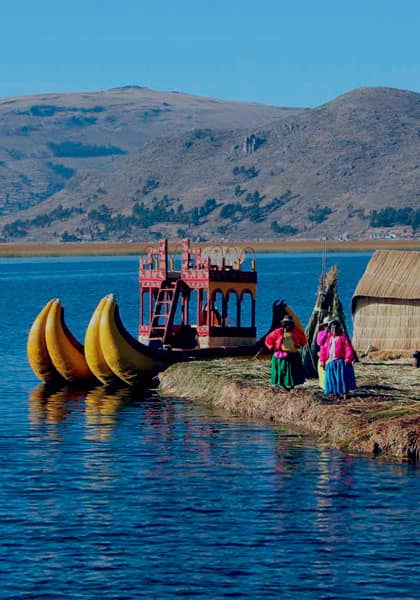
left=352, top=250, right=420, bottom=312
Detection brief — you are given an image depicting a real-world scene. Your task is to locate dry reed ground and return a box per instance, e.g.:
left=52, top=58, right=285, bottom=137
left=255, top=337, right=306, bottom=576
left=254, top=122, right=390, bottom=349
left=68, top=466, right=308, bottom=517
left=158, top=358, right=420, bottom=461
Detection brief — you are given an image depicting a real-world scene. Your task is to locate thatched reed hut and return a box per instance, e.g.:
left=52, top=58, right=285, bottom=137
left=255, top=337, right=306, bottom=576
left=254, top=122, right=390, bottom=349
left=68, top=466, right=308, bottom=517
left=352, top=250, right=420, bottom=352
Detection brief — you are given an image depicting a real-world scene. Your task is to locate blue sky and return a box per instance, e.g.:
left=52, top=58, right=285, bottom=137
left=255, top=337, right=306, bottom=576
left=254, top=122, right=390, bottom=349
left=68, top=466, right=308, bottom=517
left=1, top=0, right=419, bottom=107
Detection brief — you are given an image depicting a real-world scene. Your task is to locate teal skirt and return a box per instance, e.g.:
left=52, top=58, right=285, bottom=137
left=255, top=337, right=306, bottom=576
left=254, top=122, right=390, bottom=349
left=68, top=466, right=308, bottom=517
left=270, top=352, right=305, bottom=388
left=324, top=358, right=356, bottom=394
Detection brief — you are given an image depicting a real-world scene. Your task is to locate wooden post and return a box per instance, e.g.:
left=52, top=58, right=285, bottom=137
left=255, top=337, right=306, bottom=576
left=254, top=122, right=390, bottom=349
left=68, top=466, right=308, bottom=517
left=236, top=294, right=241, bottom=327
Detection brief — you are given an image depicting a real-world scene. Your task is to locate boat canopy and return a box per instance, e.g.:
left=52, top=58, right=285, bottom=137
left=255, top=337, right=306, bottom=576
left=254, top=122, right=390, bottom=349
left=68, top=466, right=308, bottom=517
left=138, top=239, right=257, bottom=349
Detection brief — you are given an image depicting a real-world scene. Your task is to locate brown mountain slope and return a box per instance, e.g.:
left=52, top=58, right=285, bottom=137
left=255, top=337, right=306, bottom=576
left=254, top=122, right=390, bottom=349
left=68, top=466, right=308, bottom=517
left=1, top=86, right=419, bottom=242
left=0, top=85, right=296, bottom=213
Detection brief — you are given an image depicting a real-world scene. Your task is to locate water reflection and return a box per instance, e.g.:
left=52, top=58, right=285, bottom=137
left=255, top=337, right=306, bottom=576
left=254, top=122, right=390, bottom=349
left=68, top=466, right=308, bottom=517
left=85, top=385, right=142, bottom=440
left=19, top=383, right=420, bottom=598
left=29, top=383, right=87, bottom=424
left=29, top=382, right=150, bottom=439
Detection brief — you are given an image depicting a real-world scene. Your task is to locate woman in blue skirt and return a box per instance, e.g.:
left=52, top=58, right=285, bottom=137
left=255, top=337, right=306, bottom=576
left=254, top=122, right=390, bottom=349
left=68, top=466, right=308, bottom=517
left=319, top=321, right=356, bottom=398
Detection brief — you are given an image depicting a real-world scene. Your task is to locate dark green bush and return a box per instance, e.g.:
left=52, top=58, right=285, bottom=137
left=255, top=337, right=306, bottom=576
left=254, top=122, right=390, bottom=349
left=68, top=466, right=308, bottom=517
left=232, top=165, right=259, bottom=179
left=48, top=162, right=75, bottom=179
left=62, top=231, right=81, bottom=242
left=65, top=116, right=97, bottom=128
left=220, top=203, right=241, bottom=219
left=48, top=141, right=126, bottom=158
left=369, top=206, right=420, bottom=230
left=271, top=221, right=299, bottom=235
left=308, top=204, right=332, bottom=223
left=142, top=178, right=160, bottom=195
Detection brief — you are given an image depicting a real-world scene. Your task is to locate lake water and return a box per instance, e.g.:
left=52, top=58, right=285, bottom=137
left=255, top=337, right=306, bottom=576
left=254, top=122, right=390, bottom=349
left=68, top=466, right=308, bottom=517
left=0, top=253, right=419, bottom=598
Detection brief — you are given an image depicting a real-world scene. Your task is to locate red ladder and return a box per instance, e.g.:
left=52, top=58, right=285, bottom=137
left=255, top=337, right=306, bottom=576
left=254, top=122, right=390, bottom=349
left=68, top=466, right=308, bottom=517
left=149, top=280, right=182, bottom=344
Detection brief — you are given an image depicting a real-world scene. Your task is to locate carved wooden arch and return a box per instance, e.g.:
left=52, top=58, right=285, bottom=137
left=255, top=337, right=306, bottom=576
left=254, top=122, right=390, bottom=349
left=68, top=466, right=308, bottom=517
left=225, top=288, right=240, bottom=327
left=239, top=288, right=256, bottom=328
left=209, top=288, right=224, bottom=326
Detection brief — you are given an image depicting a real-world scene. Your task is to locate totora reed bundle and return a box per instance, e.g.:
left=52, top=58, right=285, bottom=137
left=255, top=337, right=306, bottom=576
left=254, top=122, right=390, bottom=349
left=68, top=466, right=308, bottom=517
left=302, top=265, right=354, bottom=378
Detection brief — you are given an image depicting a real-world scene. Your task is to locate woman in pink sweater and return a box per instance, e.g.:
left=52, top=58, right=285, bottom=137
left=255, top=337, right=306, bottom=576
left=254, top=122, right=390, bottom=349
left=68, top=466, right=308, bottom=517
left=319, top=320, right=356, bottom=397
left=264, top=315, right=307, bottom=390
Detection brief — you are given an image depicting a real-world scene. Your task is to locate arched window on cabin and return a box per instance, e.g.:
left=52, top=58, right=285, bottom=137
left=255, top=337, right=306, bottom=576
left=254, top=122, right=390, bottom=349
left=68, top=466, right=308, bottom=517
left=210, top=289, right=223, bottom=327
left=240, top=290, right=255, bottom=328
left=140, top=290, right=150, bottom=325
left=226, top=290, right=240, bottom=328
left=198, top=289, right=209, bottom=325
left=172, top=289, right=184, bottom=326
left=188, top=288, right=200, bottom=326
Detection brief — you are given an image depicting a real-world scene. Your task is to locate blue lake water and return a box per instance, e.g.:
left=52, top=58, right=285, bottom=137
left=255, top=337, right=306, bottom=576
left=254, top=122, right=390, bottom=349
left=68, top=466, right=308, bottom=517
left=0, top=253, right=419, bottom=598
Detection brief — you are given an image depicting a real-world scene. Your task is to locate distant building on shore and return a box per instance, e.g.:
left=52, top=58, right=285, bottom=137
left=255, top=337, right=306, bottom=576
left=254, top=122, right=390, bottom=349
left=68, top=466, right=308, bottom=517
left=351, top=250, right=420, bottom=352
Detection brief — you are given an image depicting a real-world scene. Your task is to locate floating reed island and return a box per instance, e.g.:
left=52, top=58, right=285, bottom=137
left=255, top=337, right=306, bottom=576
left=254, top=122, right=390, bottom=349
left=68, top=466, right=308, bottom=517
left=158, top=358, right=420, bottom=461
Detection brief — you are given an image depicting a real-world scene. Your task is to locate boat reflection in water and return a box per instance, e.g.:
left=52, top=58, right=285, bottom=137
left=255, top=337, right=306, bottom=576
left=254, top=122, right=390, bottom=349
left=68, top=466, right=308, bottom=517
left=29, top=383, right=148, bottom=439
left=84, top=385, right=145, bottom=440
left=29, top=383, right=87, bottom=425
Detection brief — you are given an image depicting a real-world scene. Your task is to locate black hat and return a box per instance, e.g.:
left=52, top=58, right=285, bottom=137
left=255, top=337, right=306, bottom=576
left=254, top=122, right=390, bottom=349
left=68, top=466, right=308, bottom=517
left=280, top=315, right=294, bottom=325
left=328, top=319, right=341, bottom=328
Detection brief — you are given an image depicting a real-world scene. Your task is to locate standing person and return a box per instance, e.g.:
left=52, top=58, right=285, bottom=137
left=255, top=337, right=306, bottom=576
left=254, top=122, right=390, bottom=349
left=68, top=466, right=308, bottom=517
left=319, top=320, right=356, bottom=398
left=264, top=315, right=307, bottom=391
left=316, top=317, right=330, bottom=389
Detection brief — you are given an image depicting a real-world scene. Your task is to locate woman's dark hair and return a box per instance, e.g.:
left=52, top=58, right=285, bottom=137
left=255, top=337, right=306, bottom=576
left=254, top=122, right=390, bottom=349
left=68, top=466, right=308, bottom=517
left=329, top=320, right=343, bottom=334
left=281, top=320, right=295, bottom=329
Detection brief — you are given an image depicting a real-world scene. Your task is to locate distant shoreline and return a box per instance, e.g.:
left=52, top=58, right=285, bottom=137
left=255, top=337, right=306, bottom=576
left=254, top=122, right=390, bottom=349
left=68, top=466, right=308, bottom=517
left=0, top=239, right=418, bottom=257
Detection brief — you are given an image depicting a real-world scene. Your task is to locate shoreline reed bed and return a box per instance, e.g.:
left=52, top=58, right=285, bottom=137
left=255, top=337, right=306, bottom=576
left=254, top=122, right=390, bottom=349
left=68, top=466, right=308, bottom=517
left=158, top=358, right=420, bottom=461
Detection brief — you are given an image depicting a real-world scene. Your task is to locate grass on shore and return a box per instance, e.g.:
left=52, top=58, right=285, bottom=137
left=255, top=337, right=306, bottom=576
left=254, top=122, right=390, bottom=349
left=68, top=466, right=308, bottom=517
left=158, top=358, right=420, bottom=461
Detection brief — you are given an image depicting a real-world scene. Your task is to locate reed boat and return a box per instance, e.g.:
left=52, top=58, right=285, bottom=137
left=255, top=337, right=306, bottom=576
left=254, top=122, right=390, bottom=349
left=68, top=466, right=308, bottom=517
left=28, top=239, right=302, bottom=386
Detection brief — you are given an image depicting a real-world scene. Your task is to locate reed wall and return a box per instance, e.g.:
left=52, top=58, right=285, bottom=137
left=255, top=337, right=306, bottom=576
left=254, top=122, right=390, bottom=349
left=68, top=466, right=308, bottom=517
left=352, top=297, right=420, bottom=351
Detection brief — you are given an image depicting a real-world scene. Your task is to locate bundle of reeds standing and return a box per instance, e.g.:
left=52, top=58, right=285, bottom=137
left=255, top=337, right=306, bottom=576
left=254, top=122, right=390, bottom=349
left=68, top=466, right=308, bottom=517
left=302, top=265, right=352, bottom=378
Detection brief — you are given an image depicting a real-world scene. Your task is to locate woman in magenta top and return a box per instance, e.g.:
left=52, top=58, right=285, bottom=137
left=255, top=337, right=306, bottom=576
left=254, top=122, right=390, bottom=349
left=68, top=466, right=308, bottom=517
left=264, top=315, right=307, bottom=391
left=318, top=320, right=356, bottom=398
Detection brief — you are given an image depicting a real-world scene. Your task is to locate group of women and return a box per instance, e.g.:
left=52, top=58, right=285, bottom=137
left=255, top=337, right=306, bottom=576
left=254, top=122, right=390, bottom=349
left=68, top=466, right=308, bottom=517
left=264, top=313, right=356, bottom=398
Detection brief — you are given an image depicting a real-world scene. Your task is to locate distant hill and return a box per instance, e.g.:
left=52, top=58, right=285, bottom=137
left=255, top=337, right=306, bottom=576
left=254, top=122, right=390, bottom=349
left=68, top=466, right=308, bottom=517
left=0, top=85, right=419, bottom=242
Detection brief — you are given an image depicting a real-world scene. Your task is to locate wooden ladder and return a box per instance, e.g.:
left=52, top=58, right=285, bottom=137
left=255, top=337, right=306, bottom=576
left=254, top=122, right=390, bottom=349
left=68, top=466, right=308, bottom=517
left=149, top=280, right=181, bottom=344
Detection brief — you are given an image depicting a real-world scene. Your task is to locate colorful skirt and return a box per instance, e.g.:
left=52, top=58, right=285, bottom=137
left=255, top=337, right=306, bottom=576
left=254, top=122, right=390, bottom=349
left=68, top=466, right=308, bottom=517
left=324, top=358, right=356, bottom=394
left=270, top=352, right=305, bottom=388
left=317, top=360, right=325, bottom=389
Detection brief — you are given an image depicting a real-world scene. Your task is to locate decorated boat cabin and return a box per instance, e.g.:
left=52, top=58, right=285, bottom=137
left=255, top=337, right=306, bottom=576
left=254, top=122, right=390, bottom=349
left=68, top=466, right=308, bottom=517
left=138, top=239, right=257, bottom=349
